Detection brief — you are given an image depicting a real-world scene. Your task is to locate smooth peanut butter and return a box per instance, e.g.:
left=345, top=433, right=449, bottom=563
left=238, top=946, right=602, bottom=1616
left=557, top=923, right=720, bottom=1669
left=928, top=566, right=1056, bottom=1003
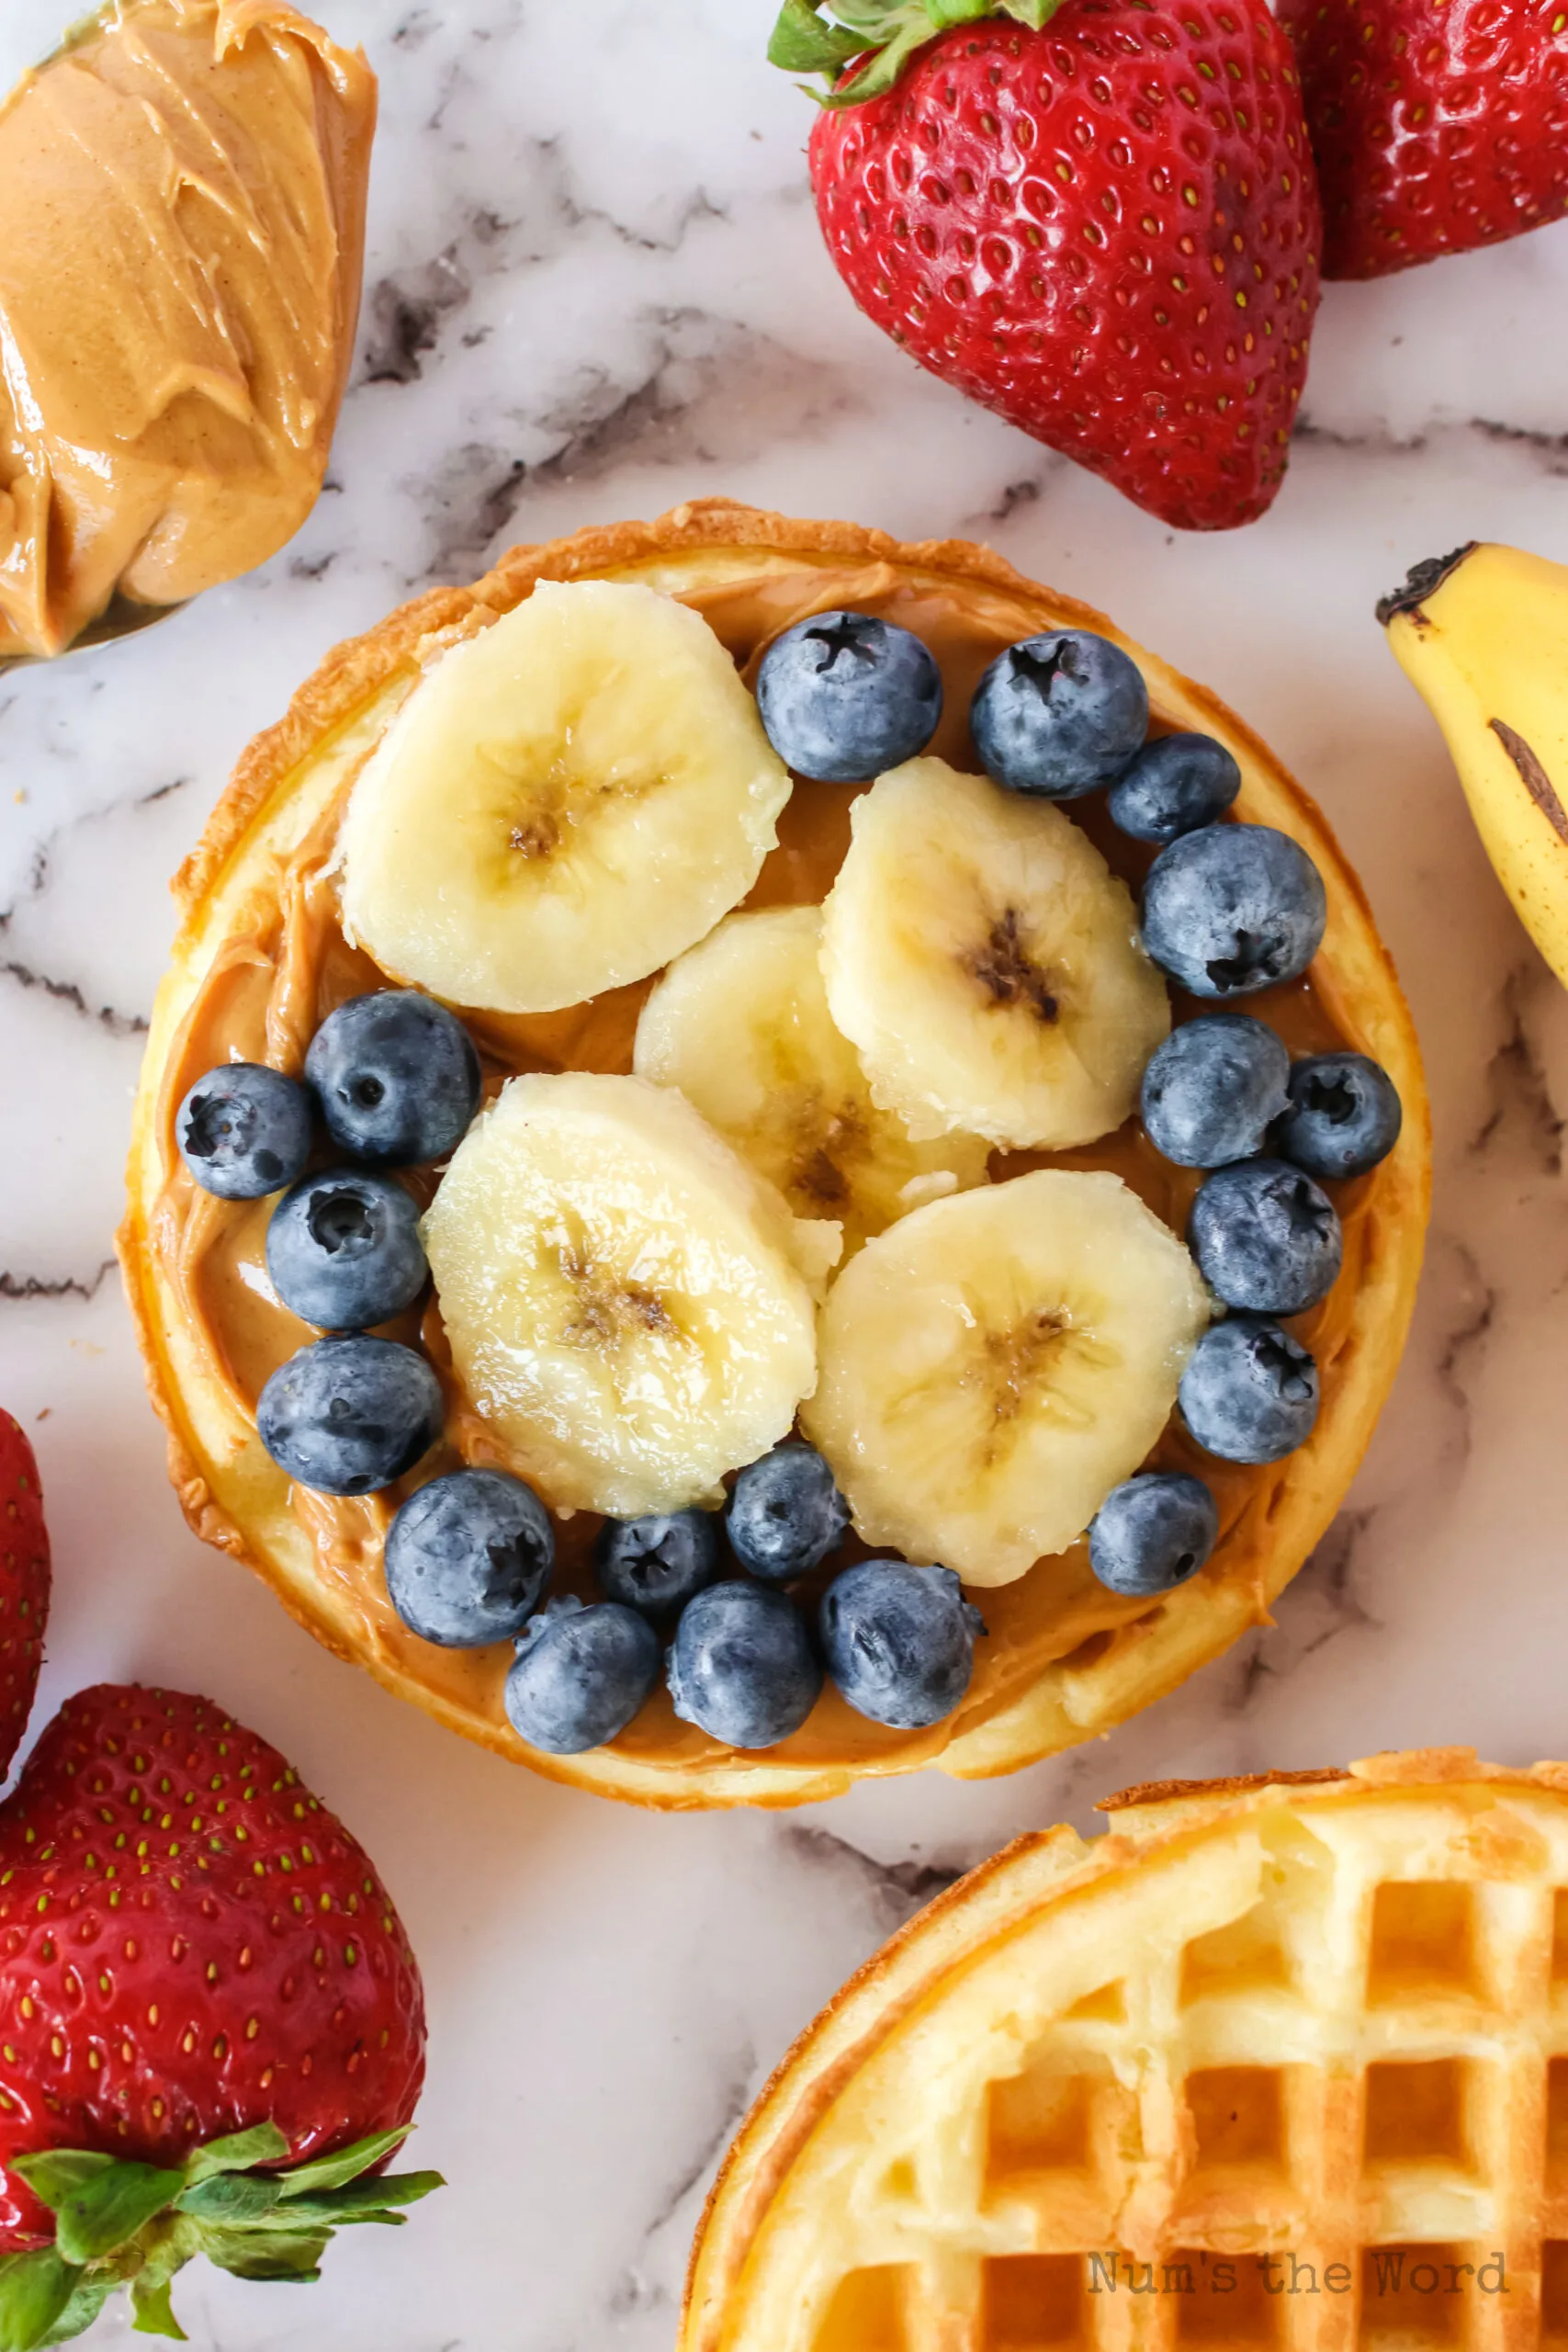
left=0, top=0, right=375, bottom=661
left=148, top=560, right=1374, bottom=1779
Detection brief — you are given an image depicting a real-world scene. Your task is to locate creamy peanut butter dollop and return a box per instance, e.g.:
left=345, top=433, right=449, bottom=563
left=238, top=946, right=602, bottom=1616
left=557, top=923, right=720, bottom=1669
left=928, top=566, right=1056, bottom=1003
left=0, top=0, right=376, bottom=660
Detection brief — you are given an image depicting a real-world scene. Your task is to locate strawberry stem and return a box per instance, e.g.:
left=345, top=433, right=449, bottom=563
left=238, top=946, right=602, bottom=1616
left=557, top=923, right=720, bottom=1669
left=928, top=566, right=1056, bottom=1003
left=0, top=2128, right=442, bottom=2346
left=767, top=0, right=1066, bottom=105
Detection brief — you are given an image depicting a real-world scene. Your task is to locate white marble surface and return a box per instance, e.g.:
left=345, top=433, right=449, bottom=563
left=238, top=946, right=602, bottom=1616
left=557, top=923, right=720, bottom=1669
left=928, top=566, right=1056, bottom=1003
left=4, top=1, right=1568, bottom=2343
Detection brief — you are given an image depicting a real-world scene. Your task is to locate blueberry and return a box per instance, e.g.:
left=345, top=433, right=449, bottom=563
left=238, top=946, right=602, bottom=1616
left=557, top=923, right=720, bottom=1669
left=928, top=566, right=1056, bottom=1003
left=1107, top=732, right=1241, bottom=843
left=818, top=1559, right=985, bottom=1730
left=666, top=1583, right=821, bottom=1749
left=306, top=990, right=481, bottom=1166
left=256, top=1335, right=442, bottom=1497
left=755, top=611, right=942, bottom=783
left=265, top=1169, right=427, bottom=1331
left=970, top=629, right=1148, bottom=799
left=1189, top=1158, right=1342, bottom=1315
left=1141, top=824, right=1326, bottom=999
left=1276, top=1052, right=1403, bottom=1182
left=726, top=1442, right=851, bottom=1584
left=175, top=1063, right=311, bottom=1201
left=1141, top=1016, right=1291, bottom=1169
left=385, top=1469, right=554, bottom=1646
left=1089, top=1473, right=1219, bottom=1597
left=1179, top=1316, right=1319, bottom=1463
left=593, top=1510, right=719, bottom=1621
left=503, top=1596, right=660, bottom=1754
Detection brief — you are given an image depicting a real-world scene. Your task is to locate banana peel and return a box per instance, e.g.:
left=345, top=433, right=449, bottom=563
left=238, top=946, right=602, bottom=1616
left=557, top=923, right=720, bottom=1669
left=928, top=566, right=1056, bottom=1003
left=1381, top=543, right=1568, bottom=987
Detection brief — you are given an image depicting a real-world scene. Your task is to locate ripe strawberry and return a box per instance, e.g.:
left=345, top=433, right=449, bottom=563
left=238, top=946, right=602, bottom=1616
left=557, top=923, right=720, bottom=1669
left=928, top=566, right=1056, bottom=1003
left=0, top=1685, right=434, bottom=2346
left=772, top=0, right=1322, bottom=529
left=1278, top=0, right=1568, bottom=280
left=0, top=1414, right=49, bottom=1780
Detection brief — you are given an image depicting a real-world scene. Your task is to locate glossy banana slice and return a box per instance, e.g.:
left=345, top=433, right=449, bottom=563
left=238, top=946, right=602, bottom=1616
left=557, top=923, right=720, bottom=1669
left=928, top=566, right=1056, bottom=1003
left=801, top=1169, right=1210, bottom=1585
left=821, top=757, right=1169, bottom=1148
left=423, top=1072, right=839, bottom=1518
left=633, top=904, right=990, bottom=1256
left=339, top=580, right=792, bottom=1013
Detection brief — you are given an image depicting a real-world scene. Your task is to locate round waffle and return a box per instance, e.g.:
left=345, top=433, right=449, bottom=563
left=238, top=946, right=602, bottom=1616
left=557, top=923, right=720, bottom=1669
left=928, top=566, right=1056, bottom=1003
left=682, top=1749, right=1568, bottom=2349
left=118, top=501, right=1428, bottom=1807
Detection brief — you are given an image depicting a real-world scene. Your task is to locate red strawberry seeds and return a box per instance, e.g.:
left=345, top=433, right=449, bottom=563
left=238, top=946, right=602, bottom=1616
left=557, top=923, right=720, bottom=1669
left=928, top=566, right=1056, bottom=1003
left=0, top=1414, right=49, bottom=1783
left=0, top=1686, right=432, bottom=2339
left=796, top=1, right=1322, bottom=530
left=1279, top=0, right=1568, bottom=280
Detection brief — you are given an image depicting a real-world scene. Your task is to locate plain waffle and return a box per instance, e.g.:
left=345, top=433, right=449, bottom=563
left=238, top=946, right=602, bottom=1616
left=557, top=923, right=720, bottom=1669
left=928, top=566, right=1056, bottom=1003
left=682, top=1751, right=1568, bottom=2346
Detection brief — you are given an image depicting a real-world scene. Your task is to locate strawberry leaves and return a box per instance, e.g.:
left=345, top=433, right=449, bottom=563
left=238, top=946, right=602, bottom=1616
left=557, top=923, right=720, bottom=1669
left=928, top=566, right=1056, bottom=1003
left=41, top=2278, right=111, bottom=2348
left=175, top=2173, right=290, bottom=2226
left=42, top=2163, right=186, bottom=2268
left=197, top=2226, right=330, bottom=2285
left=181, top=2122, right=289, bottom=2186
left=767, top=0, right=863, bottom=75
left=0, top=2252, right=80, bottom=2352
left=0, top=2251, right=115, bottom=2351
left=127, top=2273, right=183, bottom=2340
left=0, top=2128, right=444, bottom=2346
left=768, top=0, right=1066, bottom=106
left=267, top=2127, right=412, bottom=2197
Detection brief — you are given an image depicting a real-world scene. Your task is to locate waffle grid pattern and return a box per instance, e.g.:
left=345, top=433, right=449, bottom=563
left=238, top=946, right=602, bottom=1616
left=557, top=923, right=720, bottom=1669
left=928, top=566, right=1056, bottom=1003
left=807, top=1798, right=1568, bottom=2352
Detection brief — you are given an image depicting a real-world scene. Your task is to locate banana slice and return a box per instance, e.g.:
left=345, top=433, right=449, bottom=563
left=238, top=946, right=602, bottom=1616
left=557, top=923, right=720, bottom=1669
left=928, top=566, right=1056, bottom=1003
left=422, top=1071, right=838, bottom=1518
left=821, top=757, right=1170, bottom=1149
left=338, top=581, right=792, bottom=1013
left=800, top=1169, right=1210, bottom=1586
left=633, top=905, right=990, bottom=1256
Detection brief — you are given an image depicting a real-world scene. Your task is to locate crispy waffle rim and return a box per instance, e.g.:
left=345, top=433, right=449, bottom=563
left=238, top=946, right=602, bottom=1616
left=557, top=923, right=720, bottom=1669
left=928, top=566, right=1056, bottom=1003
left=118, top=500, right=1429, bottom=1809
left=682, top=1750, right=1568, bottom=2352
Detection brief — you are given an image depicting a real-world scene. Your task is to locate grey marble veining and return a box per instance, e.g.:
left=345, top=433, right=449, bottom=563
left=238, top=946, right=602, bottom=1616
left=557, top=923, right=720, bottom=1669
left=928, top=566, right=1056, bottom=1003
left=4, top=1, right=1568, bottom=2344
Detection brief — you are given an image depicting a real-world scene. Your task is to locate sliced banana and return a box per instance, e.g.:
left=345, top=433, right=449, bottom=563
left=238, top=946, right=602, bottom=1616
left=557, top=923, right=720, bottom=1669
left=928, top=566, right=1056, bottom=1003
left=821, top=757, right=1170, bottom=1149
left=338, top=581, right=792, bottom=1014
left=800, top=1169, right=1210, bottom=1586
left=633, top=904, right=990, bottom=1257
left=423, top=1072, right=838, bottom=1518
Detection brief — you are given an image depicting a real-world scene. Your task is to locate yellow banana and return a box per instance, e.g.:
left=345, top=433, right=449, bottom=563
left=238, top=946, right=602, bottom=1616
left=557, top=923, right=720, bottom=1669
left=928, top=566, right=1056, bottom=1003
left=1381, top=542, right=1568, bottom=987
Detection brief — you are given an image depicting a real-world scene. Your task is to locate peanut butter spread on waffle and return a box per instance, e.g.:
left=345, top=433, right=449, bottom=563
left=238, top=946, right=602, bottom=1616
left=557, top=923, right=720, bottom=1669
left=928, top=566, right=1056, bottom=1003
left=136, top=527, right=1399, bottom=1788
left=0, top=0, right=375, bottom=660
